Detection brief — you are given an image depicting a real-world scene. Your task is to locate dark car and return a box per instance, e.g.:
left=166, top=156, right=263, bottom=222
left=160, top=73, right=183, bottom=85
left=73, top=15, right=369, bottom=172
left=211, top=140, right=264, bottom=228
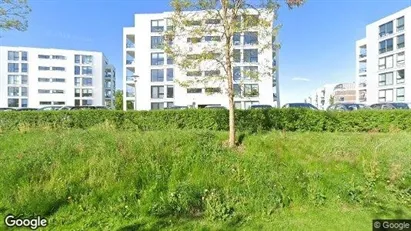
left=370, top=103, right=409, bottom=110
left=15, top=108, right=38, bottom=111
left=250, top=104, right=272, bottom=109
left=38, top=106, right=63, bottom=111
left=282, top=103, right=318, bottom=110
left=327, top=103, right=369, bottom=111
left=69, top=106, right=110, bottom=110
left=165, top=106, right=188, bottom=110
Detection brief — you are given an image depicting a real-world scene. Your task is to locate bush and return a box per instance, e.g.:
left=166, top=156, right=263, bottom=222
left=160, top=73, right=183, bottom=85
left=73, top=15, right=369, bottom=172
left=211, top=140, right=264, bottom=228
left=1, top=109, right=411, bottom=132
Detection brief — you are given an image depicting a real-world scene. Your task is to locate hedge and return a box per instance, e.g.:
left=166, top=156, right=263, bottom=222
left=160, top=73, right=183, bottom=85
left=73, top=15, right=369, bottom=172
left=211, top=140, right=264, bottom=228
left=0, top=109, right=410, bottom=132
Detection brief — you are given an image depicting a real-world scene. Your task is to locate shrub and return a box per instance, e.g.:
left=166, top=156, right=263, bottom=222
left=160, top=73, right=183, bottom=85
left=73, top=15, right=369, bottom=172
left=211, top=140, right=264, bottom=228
left=1, top=109, right=411, bottom=132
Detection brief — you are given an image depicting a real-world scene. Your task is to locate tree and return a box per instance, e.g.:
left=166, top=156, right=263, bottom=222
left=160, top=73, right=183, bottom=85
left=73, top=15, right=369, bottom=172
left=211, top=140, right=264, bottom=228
left=166, top=0, right=304, bottom=148
left=114, top=90, right=133, bottom=110
left=0, top=0, right=31, bottom=32
left=329, top=95, right=335, bottom=106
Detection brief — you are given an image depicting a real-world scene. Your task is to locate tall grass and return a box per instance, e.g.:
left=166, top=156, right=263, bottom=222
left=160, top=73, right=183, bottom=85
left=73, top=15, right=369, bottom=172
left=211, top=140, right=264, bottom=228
left=0, top=126, right=410, bottom=230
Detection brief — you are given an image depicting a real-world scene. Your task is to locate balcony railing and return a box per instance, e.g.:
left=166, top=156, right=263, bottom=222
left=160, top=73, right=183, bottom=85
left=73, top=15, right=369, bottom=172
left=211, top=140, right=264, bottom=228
left=126, top=92, right=135, bottom=97
left=359, top=53, right=367, bottom=58
left=126, top=44, right=135, bottom=48
left=126, top=60, right=135, bottom=65
left=359, top=97, right=366, bottom=102
left=126, top=76, right=135, bottom=81
left=359, top=68, right=367, bottom=73
left=359, top=82, right=367, bottom=88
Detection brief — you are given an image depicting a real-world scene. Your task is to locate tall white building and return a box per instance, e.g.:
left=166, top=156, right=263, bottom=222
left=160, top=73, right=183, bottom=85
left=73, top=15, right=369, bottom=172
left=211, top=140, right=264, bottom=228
left=0, top=46, right=115, bottom=108
left=356, top=7, right=408, bottom=104
left=123, top=10, right=279, bottom=110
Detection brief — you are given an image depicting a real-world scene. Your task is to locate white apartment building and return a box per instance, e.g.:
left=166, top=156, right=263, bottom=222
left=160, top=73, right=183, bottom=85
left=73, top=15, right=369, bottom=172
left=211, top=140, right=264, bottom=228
left=123, top=10, right=279, bottom=110
left=0, top=46, right=115, bottom=108
left=356, top=7, right=408, bottom=104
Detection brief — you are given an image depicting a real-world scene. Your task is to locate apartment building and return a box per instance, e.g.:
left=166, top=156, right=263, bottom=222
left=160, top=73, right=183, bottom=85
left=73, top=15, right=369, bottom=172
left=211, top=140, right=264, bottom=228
left=123, top=10, right=279, bottom=110
left=305, top=82, right=356, bottom=110
left=0, top=46, right=115, bottom=108
left=356, top=7, right=408, bottom=104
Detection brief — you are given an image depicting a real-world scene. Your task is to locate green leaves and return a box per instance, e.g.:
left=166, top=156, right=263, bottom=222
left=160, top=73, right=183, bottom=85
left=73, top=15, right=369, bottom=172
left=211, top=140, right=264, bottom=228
left=0, top=0, right=31, bottom=32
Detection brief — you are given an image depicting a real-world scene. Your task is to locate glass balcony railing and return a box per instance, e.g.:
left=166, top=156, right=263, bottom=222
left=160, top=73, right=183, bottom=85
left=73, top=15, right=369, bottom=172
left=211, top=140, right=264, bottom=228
left=359, top=53, right=367, bottom=58
left=359, top=68, right=367, bottom=73
left=359, top=82, right=367, bottom=88
left=126, top=60, right=135, bottom=65
left=126, top=44, right=135, bottom=48
left=126, top=76, right=135, bottom=81
left=126, top=92, right=135, bottom=97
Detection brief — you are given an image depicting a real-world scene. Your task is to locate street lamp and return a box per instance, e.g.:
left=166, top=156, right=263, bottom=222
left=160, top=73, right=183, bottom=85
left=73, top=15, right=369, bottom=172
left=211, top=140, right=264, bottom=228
left=131, top=74, right=139, bottom=110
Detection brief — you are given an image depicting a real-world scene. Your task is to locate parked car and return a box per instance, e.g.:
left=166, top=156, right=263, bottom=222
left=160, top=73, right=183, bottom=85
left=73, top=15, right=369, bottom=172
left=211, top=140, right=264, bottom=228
left=15, top=108, right=38, bottom=111
left=327, top=103, right=369, bottom=111
left=38, top=106, right=63, bottom=111
left=250, top=104, right=272, bottom=109
left=370, top=103, right=409, bottom=110
left=0, top=108, right=16, bottom=111
left=204, top=105, right=226, bottom=109
left=70, top=106, right=110, bottom=110
left=165, top=106, right=188, bottom=110
left=282, top=103, right=318, bottom=110
left=59, top=106, right=74, bottom=110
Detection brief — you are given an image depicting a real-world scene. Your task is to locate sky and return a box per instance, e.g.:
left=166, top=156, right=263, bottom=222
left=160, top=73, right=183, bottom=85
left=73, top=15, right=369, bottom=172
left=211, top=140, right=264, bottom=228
left=1, top=0, right=411, bottom=105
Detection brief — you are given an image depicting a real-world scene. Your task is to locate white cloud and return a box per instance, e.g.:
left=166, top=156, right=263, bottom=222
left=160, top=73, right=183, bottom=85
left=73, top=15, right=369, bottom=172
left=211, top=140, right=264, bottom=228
left=291, top=77, right=310, bottom=82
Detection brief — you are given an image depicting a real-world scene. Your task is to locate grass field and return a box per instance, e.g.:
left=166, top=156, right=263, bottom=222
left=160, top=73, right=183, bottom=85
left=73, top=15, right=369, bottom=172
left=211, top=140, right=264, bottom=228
left=0, top=125, right=410, bottom=230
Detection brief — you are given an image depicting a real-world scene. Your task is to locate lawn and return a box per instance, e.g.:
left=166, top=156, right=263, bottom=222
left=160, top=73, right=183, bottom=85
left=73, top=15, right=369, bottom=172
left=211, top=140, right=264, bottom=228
left=0, top=125, right=410, bottom=230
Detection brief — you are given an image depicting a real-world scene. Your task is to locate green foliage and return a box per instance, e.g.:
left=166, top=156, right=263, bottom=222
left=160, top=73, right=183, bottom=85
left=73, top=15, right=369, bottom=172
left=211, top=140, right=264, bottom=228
left=114, top=90, right=134, bottom=110
left=2, top=109, right=411, bottom=133
left=0, top=0, right=31, bottom=32
left=0, top=129, right=410, bottom=230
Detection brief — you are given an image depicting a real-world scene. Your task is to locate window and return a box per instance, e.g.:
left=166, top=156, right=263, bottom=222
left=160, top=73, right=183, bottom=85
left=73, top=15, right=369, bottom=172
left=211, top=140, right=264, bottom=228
left=243, top=49, right=258, bottom=63
left=234, top=49, right=241, bottom=63
left=8, top=63, right=19, bottom=72
left=233, top=67, right=241, bottom=81
left=151, top=69, right=164, bottom=82
left=379, top=72, right=393, bottom=86
left=151, top=53, right=164, bottom=65
left=167, top=56, right=174, bottom=65
left=38, top=55, right=50, bottom=59
left=244, top=32, right=258, bottom=45
left=397, top=16, right=404, bottom=32
left=397, top=34, right=405, bottom=49
left=82, top=66, right=93, bottom=75
left=75, top=89, right=81, bottom=97
left=187, top=71, right=202, bottom=77
left=151, top=86, right=164, bottom=99
left=151, top=36, right=164, bottom=49
left=167, top=68, right=174, bottom=81
left=21, top=99, right=28, bottom=108
left=8, top=87, right=19, bottom=96
left=379, top=38, right=393, bottom=54
left=205, top=70, right=220, bottom=76
left=82, top=100, right=93, bottom=106
left=244, top=101, right=259, bottom=109
left=234, top=101, right=242, bottom=109
left=205, top=19, right=220, bottom=24
left=38, top=66, right=50, bottom=71
left=54, top=101, right=65, bottom=105
left=151, top=20, right=164, bottom=32
left=75, top=66, right=80, bottom=75
left=204, top=36, right=221, bottom=42
left=82, top=78, right=93, bottom=86
left=243, top=66, right=258, bottom=80
left=21, top=87, right=28, bottom=96
left=205, top=88, right=221, bottom=93
left=21, top=52, right=28, bottom=61
left=379, top=55, right=393, bottom=70
left=379, top=21, right=393, bottom=37
left=52, top=78, right=65, bottom=83
left=52, top=55, right=66, bottom=60
left=244, top=84, right=259, bottom=97
left=21, top=75, right=28, bottom=84
left=166, top=85, right=174, bottom=98
left=187, top=88, right=202, bottom=93
left=38, top=89, right=50, bottom=94
left=234, top=84, right=241, bottom=96
left=75, top=55, right=80, bottom=63
left=397, top=70, right=405, bottom=84
left=233, top=33, right=241, bottom=45
left=244, top=15, right=259, bottom=28
left=8, top=51, right=19, bottom=61
left=397, top=52, right=405, bottom=66
left=166, top=102, right=174, bottom=108
left=8, top=99, right=19, bottom=107
left=8, top=75, right=19, bottom=84
left=52, top=67, right=65, bottom=71
left=21, top=63, right=28, bottom=73
left=40, top=101, right=52, bottom=105
left=396, top=87, right=405, bottom=101
left=378, top=89, right=393, bottom=102
left=151, top=102, right=164, bottom=110
left=187, top=37, right=202, bottom=43
left=82, top=55, right=93, bottom=64
left=38, top=78, right=50, bottom=82
left=52, top=90, right=64, bottom=94
left=186, top=20, right=201, bottom=26
left=82, top=89, right=93, bottom=97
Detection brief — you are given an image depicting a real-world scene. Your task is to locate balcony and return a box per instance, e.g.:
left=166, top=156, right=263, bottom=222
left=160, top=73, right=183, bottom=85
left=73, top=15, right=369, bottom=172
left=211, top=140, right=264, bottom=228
left=126, top=60, right=135, bottom=65
left=126, top=76, right=135, bottom=82
left=126, top=43, right=135, bottom=48
left=358, top=82, right=367, bottom=88
left=126, top=92, right=135, bottom=97
left=359, top=68, right=367, bottom=73
left=359, top=53, right=367, bottom=58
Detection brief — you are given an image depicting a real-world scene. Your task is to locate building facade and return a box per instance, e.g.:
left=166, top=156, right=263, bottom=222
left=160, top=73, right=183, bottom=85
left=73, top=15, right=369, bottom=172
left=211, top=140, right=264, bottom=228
left=305, top=82, right=356, bottom=110
left=123, top=10, right=279, bottom=110
left=356, top=7, right=408, bottom=104
left=0, top=46, right=115, bottom=108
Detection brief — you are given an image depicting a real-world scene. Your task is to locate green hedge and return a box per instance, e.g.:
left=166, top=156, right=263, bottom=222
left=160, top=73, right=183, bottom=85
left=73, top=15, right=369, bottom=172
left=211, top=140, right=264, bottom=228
left=0, top=109, right=410, bottom=132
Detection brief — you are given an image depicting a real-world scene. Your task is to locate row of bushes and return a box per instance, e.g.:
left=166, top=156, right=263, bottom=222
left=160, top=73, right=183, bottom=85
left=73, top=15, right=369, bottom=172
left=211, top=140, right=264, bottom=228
left=0, top=109, right=409, bottom=132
